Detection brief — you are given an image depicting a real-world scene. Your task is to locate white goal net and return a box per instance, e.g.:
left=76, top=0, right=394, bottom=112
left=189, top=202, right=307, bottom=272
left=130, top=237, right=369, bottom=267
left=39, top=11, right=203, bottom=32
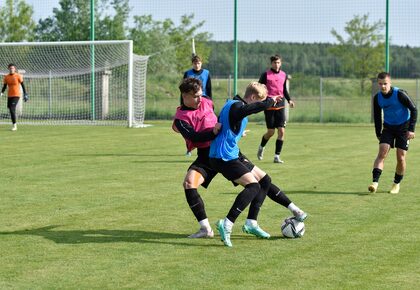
left=0, top=40, right=148, bottom=127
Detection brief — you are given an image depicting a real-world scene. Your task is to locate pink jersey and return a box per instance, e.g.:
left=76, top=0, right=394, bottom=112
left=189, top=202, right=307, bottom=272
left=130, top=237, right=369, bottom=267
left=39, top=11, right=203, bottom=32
left=265, top=69, right=287, bottom=110
left=173, top=97, right=218, bottom=151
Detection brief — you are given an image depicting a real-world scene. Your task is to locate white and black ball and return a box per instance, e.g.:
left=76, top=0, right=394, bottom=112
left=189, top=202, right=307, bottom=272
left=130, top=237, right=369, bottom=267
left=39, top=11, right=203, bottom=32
left=281, top=217, right=305, bottom=238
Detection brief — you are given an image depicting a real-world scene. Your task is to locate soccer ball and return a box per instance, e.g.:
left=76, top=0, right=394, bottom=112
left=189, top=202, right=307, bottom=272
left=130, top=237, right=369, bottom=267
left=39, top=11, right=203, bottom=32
left=281, top=217, right=305, bottom=238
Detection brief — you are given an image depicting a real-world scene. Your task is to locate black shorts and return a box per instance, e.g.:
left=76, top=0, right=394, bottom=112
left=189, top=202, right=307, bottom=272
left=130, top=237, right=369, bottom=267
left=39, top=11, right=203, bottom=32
left=209, top=152, right=255, bottom=182
left=264, top=109, right=286, bottom=129
left=379, top=123, right=410, bottom=151
left=7, top=97, right=20, bottom=108
left=188, top=148, right=218, bottom=189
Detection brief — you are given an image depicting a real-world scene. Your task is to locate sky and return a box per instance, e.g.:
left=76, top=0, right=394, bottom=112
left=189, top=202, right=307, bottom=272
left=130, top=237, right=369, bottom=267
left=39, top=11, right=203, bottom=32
left=18, top=0, right=420, bottom=46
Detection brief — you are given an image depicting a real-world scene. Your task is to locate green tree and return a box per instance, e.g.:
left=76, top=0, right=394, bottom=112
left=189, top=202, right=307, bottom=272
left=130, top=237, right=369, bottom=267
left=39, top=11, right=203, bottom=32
left=35, top=0, right=129, bottom=41
left=130, top=14, right=211, bottom=75
left=0, top=0, right=36, bottom=42
left=330, top=14, right=385, bottom=94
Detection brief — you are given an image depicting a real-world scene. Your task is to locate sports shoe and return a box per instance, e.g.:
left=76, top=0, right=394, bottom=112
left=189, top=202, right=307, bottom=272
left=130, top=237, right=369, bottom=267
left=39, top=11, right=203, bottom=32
left=389, top=183, right=400, bottom=194
left=188, top=227, right=214, bottom=238
left=368, top=182, right=378, bottom=193
left=216, top=219, right=232, bottom=247
left=242, top=224, right=270, bottom=239
left=185, top=151, right=192, bottom=157
left=273, top=156, right=284, bottom=163
left=293, top=210, right=308, bottom=222
left=11, top=124, right=17, bottom=131
left=257, top=146, right=265, bottom=160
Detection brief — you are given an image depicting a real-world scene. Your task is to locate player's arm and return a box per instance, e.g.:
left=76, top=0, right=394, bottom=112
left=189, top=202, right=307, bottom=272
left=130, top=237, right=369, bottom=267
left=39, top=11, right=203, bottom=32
left=206, top=74, right=212, bottom=99
left=258, top=72, right=267, bottom=85
left=373, top=94, right=382, bottom=139
left=174, top=119, right=218, bottom=142
left=231, top=97, right=275, bottom=120
left=1, top=83, right=6, bottom=95
left=398, top=90, right=417, bottom=133
left=283, top=75, right=295, bottom=108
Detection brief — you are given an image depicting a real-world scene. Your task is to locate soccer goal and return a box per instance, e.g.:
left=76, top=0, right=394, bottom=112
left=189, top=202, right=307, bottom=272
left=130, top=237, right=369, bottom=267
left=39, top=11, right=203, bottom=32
left=0, top=40, right=148, bottom=127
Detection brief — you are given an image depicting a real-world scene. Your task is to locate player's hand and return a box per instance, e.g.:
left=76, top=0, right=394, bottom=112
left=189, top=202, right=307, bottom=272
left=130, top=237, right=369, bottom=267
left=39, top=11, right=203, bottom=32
left=406, top=131, right=415, bottom=140
left=242, top=129, right=250, bottom=137
left=271, top=95, right=283, bottom=104
left=0, top=92, right=3, bottom=97
left=213, top=122, right=222, bottom=135
left=289, top=100, right=295, bottom=108
left=23, top=94, right=29, bottom=102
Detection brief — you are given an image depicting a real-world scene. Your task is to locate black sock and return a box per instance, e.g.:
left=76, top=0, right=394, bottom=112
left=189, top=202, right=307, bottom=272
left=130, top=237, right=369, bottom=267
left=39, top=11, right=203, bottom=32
left=247, top=175, right=271, bottom=220
left=275, top=139, right=284, bottom=155
left=185, top=188, right=207, bottom=222
left=372, top=168, right=382, bottom=182
left=394, top=173, right=403, bottom=184
left=227, top=183, right=260, bottom=223
left=260, top=136, right=269, bottom=148
left=267, top=183, right=292, bottom=208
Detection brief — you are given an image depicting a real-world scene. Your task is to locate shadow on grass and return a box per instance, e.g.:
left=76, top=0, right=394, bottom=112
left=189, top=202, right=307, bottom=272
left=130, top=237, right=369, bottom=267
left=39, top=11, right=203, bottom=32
left=286, top=190, right=367, bottom=196
left=219, top=190, right=365, bottom=195
left=0, top=226, right=219, bottom=247
left=67, top=153, right=193, bottom=157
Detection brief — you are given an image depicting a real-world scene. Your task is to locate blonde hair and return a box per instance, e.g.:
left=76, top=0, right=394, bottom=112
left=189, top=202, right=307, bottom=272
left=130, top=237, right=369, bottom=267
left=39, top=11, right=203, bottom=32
left=244, top=82, right=268, bottom=100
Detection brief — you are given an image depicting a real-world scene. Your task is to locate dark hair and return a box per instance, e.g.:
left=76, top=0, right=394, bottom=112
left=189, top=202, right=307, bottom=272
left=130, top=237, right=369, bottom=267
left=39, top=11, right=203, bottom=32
left=8, top=63, right=16, bottom=68
left=270, top=55, right=282, bottom=62
left=179, top=77, right=202, bottom=94
left=377, top=72, right=390, bottom=80
left=191, top=55, right=202, bottom=63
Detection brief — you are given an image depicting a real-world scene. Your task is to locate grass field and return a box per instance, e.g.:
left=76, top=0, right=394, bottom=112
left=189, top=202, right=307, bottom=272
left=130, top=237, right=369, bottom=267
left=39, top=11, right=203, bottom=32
left=1, top=122, right=419, bottom=289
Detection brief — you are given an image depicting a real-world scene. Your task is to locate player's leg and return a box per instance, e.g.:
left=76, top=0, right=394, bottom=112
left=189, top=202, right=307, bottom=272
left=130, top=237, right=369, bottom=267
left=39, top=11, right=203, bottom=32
left=369, top=128, right=393, bottom=193
left=242, top=165, right=271, bottom=238
left=212, top=158, right=260, bottom=247
left=183, top=168, right=214, bottom=238
left=7, top=97, right=19, bottom=131
left=258, top=110, right=275, bottom=160
left=390, top=133, right=409, bottom=194
left=369, top=143, right=390, bottom=192
left=266, top=182, right=307, bottom=221
left=274, top=110, right=286, bottom=163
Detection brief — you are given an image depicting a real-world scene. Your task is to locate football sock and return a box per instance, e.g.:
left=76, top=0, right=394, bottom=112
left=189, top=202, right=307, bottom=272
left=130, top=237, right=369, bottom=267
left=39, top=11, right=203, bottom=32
left=394, top=173, right=403, bottom=184
left=260, top=136, right=269, bottom=148
left=267, top=183, right=292, bottom=208
left=372, top=168, right=382, bottom=182
left=185, top=188, right=207, bottom=222
left=247, top=175, right=270, bottom=220
left=245, top=219, right=258, bottom=227
left=275, top=139, right=284, bottom=155
left=287, top=202, right=301, bottom=213
left=227, top=182, right=260, bottom=223
left=223, top=217, right=234, bottom=231
left=198, top=218, right=211, bottom=230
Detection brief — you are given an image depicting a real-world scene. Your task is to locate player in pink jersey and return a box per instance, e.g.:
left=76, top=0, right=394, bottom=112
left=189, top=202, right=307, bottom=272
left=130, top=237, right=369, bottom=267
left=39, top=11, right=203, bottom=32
left=173, top=78, right=221, bottom=238
left=257, top=55, right=295, bottom=163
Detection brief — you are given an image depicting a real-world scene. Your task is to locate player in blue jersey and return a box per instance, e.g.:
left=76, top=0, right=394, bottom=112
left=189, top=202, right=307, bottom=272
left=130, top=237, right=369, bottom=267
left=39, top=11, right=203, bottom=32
left=369, top=72, right=417, bottom=194
left=209, top=82, right=307, bottom=247
left=183, top=55, right=212, bottom=99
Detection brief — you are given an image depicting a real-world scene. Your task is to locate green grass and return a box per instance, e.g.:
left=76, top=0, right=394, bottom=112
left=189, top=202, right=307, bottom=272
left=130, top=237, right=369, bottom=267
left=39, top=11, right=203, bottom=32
left=1, top=122, right=419, bottom=289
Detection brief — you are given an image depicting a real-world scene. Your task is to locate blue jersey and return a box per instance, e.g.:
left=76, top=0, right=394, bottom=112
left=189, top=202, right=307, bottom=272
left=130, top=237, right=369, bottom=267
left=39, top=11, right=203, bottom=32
left=184, top=69, right=210, bottom=97
left=378, top=87, right=410, bottom=126
left=209, top=100, right=248, bottom=161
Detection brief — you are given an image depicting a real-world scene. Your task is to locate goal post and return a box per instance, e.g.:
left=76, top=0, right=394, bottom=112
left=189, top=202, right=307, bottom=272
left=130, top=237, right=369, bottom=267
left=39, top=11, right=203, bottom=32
left=0, top=40, right=149, bottom=127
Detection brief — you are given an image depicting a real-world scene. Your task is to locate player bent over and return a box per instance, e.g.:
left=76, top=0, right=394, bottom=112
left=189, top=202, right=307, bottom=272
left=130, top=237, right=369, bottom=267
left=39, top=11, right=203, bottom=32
left=369, top=72, right=417, bottom=194
left=210, top=82, right=307, bottom=247
left=1, top=63, right=29, bottom=131
left=173, top=78, right=221, bottom=238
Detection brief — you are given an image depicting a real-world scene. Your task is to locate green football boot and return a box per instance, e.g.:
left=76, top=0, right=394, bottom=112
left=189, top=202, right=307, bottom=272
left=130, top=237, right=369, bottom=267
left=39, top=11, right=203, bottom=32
left=242, top=224, right=271, bottom=239
left=216, top=219, right=232, bottom=247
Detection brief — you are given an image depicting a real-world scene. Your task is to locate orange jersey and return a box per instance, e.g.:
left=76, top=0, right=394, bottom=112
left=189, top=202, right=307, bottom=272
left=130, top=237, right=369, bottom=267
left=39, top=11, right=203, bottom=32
left=3, top=73, right=23, bottom=97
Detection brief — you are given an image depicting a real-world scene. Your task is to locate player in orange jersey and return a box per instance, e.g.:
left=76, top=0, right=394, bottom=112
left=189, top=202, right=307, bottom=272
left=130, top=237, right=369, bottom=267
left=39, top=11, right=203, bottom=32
left=1, top=63, right=29, bottom=131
